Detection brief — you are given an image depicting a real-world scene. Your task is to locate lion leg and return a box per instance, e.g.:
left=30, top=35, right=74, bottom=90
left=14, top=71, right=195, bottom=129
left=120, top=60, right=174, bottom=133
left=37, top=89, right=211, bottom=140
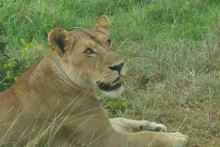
left=117, top=131, right=188, bottom=147
left=110, top=118, right=167, bottom=133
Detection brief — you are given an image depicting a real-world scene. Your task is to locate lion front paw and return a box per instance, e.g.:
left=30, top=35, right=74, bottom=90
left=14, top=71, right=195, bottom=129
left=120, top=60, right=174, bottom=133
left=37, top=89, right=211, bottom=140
left=110, top=118, right=167, bottom=133
left=169, top=132, right=188, bottom=147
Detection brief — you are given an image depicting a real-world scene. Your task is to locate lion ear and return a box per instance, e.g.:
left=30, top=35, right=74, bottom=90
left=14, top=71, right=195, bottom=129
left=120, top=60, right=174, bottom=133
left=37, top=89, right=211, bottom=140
left=94, top=15, right=110, bottom=36
left=48, top=28, right=75, bottom=58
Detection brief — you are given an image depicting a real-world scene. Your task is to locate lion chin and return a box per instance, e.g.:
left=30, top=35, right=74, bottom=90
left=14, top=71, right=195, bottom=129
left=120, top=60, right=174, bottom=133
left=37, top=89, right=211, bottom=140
left=102, top=85, right=124, bottom=98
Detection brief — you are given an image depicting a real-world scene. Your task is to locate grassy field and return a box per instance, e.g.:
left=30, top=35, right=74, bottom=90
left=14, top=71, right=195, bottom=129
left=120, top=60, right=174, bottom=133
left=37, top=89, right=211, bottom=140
left=0, top=0, right=220, bottom=146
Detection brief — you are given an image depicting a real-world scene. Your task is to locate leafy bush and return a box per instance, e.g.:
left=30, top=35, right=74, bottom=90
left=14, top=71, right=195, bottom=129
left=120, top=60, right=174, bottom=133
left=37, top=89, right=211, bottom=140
left=0, top=39, right=35, bottom=92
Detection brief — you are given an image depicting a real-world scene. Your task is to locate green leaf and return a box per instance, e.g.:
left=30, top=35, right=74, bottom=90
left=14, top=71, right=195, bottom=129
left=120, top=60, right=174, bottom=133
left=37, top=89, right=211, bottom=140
left=115, top=100, right=123, bottom=109
left=8, top=61, right=16, bottom=68
left=143, top=72, right=149, bottom=84
left=3, top=64, right=7, bottom=68
left=27, top=43, right=33, bottom=49
left=20, top=39, right=26, bottom=45
left=22, top=50, right=26, bottom=55
left=14, top=76, right=18, bottom=81
left=6, top=71, right=10, bottom=76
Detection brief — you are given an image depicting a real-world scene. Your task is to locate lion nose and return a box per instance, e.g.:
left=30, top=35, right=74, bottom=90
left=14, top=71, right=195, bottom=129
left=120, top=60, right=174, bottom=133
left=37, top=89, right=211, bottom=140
left=109, top=62, right=124, bottom=74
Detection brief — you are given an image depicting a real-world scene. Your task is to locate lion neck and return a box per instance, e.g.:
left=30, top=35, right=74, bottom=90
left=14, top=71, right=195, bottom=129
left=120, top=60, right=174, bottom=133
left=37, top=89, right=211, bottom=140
left=40, top=50, right=96, bottom=97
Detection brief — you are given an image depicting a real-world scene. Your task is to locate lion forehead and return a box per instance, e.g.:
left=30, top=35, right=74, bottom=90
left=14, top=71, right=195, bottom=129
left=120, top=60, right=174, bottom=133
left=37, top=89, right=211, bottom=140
left=71, top=29, right=108, bottom=43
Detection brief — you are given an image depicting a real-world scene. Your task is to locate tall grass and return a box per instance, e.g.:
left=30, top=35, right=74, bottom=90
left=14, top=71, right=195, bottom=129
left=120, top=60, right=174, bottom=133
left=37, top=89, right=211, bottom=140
left=0, top=0, right=220, bottom=146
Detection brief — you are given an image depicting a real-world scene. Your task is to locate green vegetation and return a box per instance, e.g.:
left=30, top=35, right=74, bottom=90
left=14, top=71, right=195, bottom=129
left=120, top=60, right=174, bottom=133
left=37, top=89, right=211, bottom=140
left=0, top=0, right=220, bottom=146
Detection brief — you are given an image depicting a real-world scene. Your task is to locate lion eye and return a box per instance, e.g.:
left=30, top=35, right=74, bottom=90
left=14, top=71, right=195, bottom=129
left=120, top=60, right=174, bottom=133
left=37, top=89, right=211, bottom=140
left=84, top=48, right=94, bottom=55
left=107, top=39, right=112, bottom=46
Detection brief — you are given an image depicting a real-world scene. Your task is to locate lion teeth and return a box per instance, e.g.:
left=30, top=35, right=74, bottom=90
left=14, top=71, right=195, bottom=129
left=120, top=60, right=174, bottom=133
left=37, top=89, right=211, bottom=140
left=110, top=83, right=114, bottom=86
left=118, top=76, right=122, bottom=82
left=109, top=76, right=123, bottom=87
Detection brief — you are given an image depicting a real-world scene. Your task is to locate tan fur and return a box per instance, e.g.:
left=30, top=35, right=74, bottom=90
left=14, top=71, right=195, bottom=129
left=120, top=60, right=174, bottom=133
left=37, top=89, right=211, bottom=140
left=0, top=15, right=188, bottom=147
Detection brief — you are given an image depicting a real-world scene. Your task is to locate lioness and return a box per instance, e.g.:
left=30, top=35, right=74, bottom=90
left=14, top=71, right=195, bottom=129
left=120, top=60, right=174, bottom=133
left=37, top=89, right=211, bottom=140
left=0, top=15, right=188, bottom=147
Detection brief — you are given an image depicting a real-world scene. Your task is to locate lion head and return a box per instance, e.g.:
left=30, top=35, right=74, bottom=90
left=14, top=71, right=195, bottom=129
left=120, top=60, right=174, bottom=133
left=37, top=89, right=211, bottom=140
left=48, top=15, right=127, bottom=97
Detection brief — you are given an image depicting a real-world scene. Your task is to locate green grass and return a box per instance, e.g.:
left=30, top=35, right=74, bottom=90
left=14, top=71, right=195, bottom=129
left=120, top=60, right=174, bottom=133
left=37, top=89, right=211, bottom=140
left=1, top=0, right=220, bottom=146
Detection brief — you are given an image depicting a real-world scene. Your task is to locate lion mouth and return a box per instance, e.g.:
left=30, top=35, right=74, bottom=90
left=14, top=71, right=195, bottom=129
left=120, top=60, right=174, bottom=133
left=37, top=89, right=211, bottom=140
left=97, top=76, right=122, bottom=92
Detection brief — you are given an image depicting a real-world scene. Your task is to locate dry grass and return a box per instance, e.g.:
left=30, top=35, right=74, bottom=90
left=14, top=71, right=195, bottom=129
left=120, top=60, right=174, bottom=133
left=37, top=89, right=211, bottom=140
left=110, top=39, right=220, bottom=147
left=1, top=0, right=220, bottom=146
